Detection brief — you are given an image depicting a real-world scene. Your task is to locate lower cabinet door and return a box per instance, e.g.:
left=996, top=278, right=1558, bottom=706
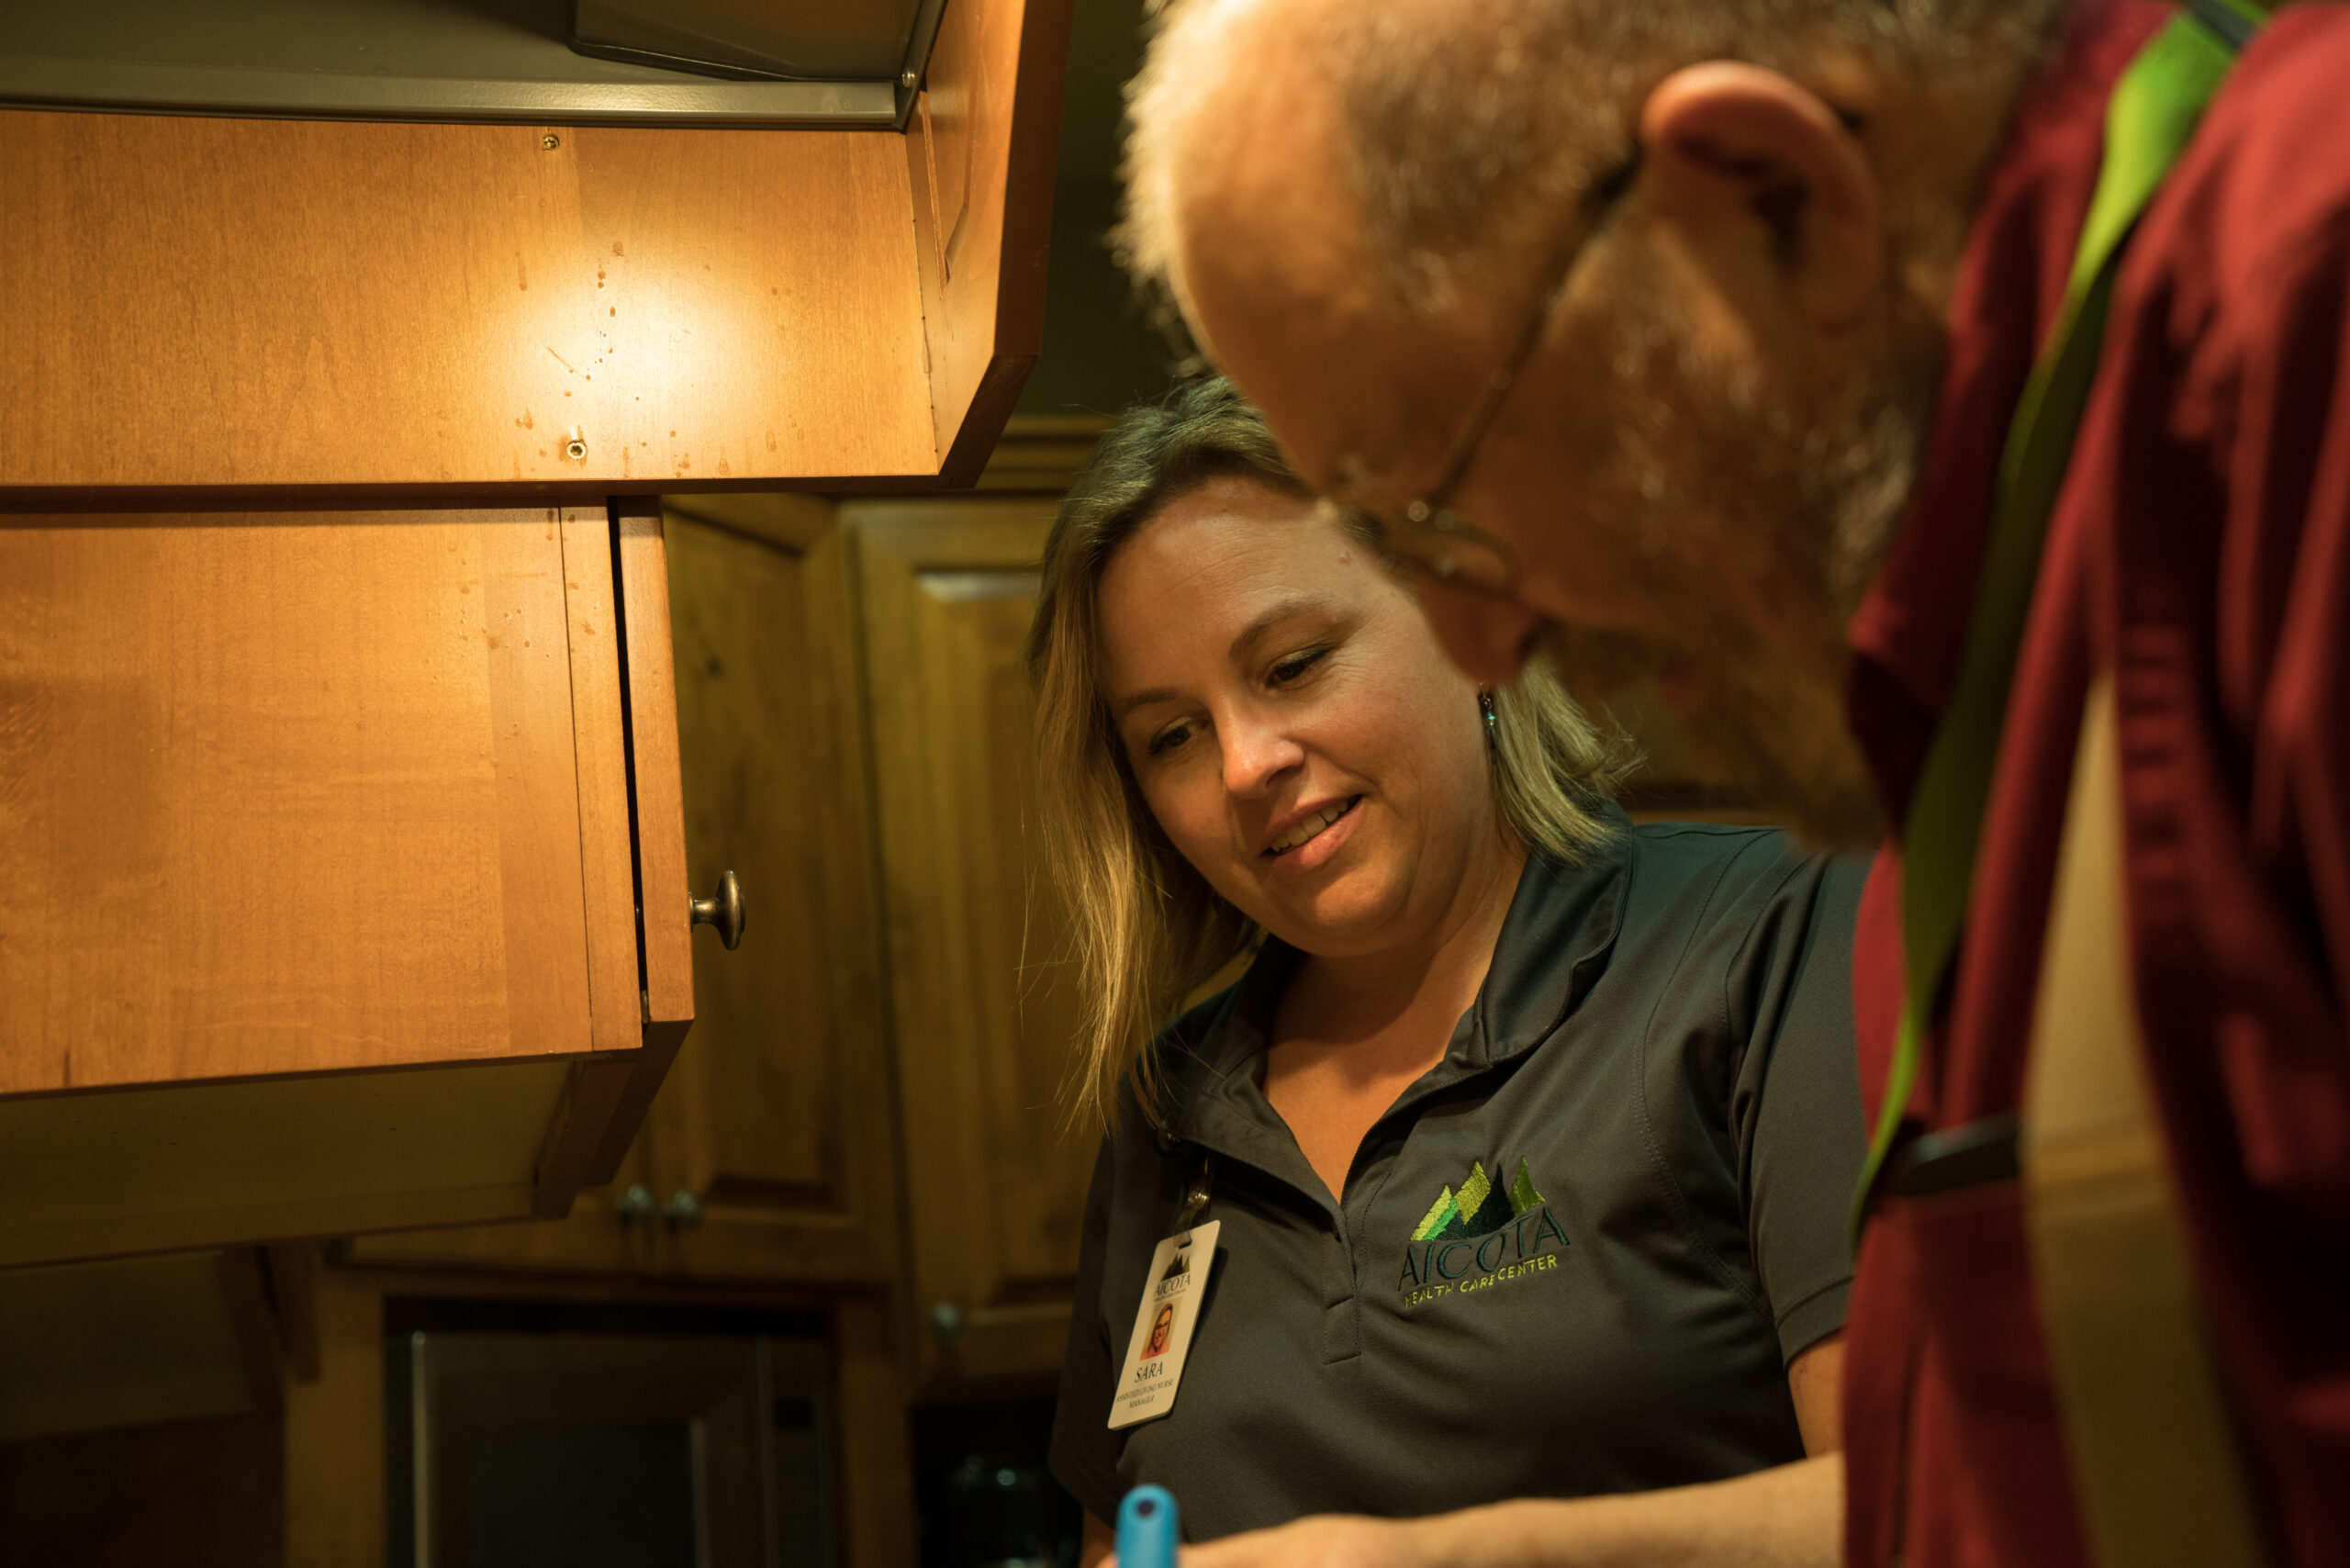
left=847, top=499, right=1098, bottom=1385
left=636, top=497, right=904, bottom=1286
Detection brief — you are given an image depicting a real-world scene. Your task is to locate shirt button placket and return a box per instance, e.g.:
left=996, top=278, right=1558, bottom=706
left=1321, top=1207, right=1364, bottom=1364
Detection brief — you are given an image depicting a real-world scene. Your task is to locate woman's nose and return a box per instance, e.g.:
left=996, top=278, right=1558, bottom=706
left=1220, top=712, right=1304, bottom=798
left=1414, top=578, right=1543, bottom=688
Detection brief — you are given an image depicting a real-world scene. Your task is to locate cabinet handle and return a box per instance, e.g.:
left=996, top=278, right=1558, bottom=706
left=689, top=870, right=745, bottom=950
left=930, top=1301, right=965, bottom=1345
left=662, top=1188, right=704, bottom=1230
left=613, top=1184, right=655, bottom=1225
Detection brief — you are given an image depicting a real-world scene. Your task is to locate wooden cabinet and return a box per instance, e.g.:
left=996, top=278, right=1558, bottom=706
left=640, top=498, right=904, bottom=1286
left=846, top=498, right=1096, bottom=1384
left=349, top=463, right=1101, bottom=1412
left=358, top=484, right=1102, bottom=1390
left=0, top=0, right=1073, bottom=1271
left=0, top=507, right=691, bottom=1268
left=356, top=495, right=905, bottom=1288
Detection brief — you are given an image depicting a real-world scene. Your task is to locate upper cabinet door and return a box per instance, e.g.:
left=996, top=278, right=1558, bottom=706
left=634, top=497, right=903, bottom=1286
left=0, top=508, right=684, bottom=1268
left=848, top=499, right=1095, bottom=1383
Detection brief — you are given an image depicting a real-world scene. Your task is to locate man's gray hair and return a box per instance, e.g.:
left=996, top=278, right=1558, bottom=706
left=1120, top=0, right=2068, bottom=312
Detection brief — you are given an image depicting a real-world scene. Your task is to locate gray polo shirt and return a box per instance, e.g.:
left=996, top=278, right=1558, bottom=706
left=1048, top=814, right=1867, bottom=1539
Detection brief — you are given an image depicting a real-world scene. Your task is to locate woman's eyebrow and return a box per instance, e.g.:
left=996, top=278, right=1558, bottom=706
left=1228, top=598, right=1322, bottom=666
left=1113, top=685, right=1183, bottom=722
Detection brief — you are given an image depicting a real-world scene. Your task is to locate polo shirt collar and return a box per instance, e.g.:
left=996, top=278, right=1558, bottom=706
left=1163, top=807, right=1634, bottom=1203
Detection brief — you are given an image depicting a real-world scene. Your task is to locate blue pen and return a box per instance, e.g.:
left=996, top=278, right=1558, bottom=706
left=1116, top=1484, right=1180, bottom=1568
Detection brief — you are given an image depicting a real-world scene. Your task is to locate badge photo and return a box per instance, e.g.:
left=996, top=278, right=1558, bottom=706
left=1108, top=1220, right=1219, bottom=1429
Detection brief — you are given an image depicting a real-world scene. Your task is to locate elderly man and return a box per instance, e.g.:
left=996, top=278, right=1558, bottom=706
left=1111, top=2, right=2350, bottom=1567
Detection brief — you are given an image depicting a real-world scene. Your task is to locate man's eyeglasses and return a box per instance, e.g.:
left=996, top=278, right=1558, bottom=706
left=1328, top=148, right=1641, bottom=599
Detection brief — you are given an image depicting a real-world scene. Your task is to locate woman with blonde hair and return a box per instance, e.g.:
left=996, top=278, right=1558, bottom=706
left=1034, top=377, right=1867, bottom=1566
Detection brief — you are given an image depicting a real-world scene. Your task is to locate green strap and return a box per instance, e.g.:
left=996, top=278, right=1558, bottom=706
left=1854, top=5, right=2257, bottom=1236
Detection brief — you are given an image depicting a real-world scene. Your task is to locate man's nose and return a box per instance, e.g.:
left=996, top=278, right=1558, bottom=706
left=1414, top=579, right=1542, bottom=688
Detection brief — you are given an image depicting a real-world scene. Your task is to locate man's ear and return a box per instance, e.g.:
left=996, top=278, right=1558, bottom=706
left=1638, top=62, right=1880, bottom=330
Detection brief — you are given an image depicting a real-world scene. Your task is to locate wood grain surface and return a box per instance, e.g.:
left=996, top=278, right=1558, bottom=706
left=561, top=507, right=644, bottom=1059
left=618, top=504, right=695, bottom=1035
left=638, top=498, right=903, bottom=1286
left=0, top=1058, right=571, bottom=1268
left=834, top=1293, right=919, bottom=1568
left=349, top=492, right=908, bottom=1288
left=0, top=510, right=599, bottom=1091
left=530, top=1054, right=643, bottom=1217
left=907, top=0, right=1075, bottom=481
left=847, top=498, right=1092, bottom=1383
left=564, top=500, right=699, bottom=1192
left=282, top=1271, right=384, bottom=1568
left=0, top=113, right=936, bottom=495
left=0, top=1411, right=284, bottom=1568
left=0, top=505, right=681, bottom=1263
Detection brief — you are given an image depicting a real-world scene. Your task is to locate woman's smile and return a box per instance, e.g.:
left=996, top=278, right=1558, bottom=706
left=1261, top=794, right=1363, bottom=868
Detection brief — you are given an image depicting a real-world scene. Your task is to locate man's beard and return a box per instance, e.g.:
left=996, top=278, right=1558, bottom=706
left=1541, top=241, right=1942, bottom=850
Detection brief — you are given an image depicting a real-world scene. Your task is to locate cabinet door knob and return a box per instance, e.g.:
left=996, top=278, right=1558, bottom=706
left=613, top=1184, right=655, bottom=1224
left=930, top=1301, right=965, bottom=1344
left=688, top=869, right=745, bottom=949
left=662, top=1188, right=704, bottom=1230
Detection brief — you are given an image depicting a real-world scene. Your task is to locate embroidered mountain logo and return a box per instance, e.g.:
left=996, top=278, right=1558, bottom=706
left=1397, top=1158, right=1569, bottom=1308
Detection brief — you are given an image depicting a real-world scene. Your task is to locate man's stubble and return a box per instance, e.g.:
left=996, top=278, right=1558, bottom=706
left=1533, top=235, right=1944, bottom=850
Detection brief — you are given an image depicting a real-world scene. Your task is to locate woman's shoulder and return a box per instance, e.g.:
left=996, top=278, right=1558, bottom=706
left=1626, top=816, right=1796, bottom=863
left=1624, top=817, right=1827, bottom=881
left=1615, top=818, right=1865, bottom=939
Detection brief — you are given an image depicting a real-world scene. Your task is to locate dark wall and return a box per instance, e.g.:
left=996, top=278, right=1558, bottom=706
left=1015, top=178, right=1183, bottom=420
left=1013, top=0, right=1181, bottom=421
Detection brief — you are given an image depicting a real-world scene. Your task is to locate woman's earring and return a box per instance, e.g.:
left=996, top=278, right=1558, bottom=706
left=1479, top=688, right=1498, bottom=747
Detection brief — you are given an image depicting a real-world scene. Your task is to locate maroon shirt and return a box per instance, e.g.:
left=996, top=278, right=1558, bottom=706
left=1842, top=3, right=2350, bottom=1565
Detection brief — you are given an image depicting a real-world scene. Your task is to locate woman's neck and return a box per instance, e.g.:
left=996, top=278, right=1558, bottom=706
left=1264, top=829, right=1528, bottom=1200
left=1281, top=830, right=1527, bottom=1048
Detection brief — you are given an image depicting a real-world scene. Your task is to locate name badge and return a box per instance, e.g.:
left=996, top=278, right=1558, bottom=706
left=1108, top=1220, right=1219, bottom=1429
